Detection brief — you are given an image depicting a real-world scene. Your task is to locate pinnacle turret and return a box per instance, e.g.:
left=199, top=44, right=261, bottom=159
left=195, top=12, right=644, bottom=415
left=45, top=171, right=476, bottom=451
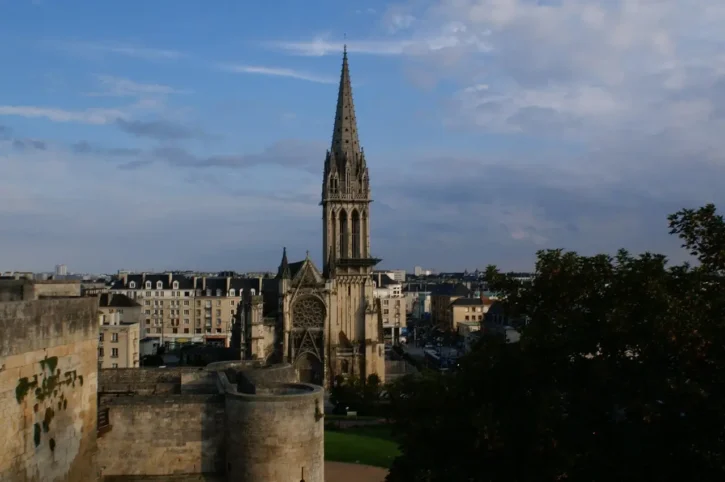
left=276, top=247, right=290, bottom=279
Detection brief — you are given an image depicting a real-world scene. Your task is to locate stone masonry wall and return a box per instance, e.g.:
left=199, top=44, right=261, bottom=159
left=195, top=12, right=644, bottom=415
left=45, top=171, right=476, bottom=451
left=33, top=282, right=82, bottom=299
left=0, top=298, right=100, bottom=482
left=0, top=280, right=81, bottom=302
left=97, top=395, right=226, bottom=477
left=98, top=368, right=215, bottom=396
left=0, top=280, right=32, bottom=302
left=226, top=386, right=325, bottom=482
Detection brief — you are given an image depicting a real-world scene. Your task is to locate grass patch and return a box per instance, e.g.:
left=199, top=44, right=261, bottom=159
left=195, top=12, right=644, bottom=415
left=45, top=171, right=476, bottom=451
left=325, top=425, right=400, bottom=469
left=325, top=414, right=381, bottom=421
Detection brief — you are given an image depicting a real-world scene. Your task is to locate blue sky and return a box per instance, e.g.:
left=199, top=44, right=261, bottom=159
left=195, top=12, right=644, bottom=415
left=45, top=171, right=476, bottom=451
left=0, top=0, right=723, bottom=274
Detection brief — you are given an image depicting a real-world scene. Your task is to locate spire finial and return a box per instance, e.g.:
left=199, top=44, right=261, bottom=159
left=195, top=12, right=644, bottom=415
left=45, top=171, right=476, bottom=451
left=278, top=246, right=290, bottom=279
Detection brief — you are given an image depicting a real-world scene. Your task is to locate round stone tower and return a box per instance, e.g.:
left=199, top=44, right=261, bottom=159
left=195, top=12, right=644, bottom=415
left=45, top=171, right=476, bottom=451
left=208, top=361, right=325, bottom=482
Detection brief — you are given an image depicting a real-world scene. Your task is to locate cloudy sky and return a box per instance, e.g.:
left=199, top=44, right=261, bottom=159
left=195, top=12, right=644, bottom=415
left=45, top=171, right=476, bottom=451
left=0, top=0, right=722, bottom=274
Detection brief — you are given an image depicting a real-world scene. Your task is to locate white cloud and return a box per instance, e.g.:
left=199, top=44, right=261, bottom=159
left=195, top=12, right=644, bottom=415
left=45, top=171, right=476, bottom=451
left=384, top=8, right=417, bottom=33
left=388, top=0, right=725, bottom=144
left=270, top=30, right=490, bottom=57
left=88, top=75, right=191, bottom=97
left=0, top=105, right=124, bottom=125
left=56, top=41, right=184, bottom=60
left=0, top=74, right=181, bottom=125
left=0, top=146, right=322, bottom=272
left=219, top=64, right=337, bottom=84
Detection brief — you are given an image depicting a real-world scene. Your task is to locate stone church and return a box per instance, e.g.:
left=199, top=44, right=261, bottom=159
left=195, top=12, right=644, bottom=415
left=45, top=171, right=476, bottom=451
left=237, top=48, right=386, bottom=387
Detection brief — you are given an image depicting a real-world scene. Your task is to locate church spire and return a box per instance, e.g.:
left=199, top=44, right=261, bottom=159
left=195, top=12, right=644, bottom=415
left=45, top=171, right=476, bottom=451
left=331, top=45, right=360, bottom=160
left=276, top=246, right=290, bottom=279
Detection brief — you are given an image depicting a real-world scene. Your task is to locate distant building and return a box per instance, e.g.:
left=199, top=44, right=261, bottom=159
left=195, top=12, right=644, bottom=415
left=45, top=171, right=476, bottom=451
left=484, top=301, right=524, bottom=343
left=450, top=298, right=489, bottom=332
left=430, top=283, right=472, bottom=329
left=414, top=266, right=433, bottom=276
left=384, top=269, right=406, bottom=283
left=109, top=273, right=258, bottom=349
left=405, top=281, right=433, bottom=319
left=373, top=272, right=406, bottom=344
left=97, top=293, right=141, bottom=369
left=55, top=264, right=68, bottom=276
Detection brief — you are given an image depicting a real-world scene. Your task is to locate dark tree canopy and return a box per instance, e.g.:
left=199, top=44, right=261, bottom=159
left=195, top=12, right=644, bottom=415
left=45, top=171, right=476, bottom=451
left=387, top=204, right=725, bottom=482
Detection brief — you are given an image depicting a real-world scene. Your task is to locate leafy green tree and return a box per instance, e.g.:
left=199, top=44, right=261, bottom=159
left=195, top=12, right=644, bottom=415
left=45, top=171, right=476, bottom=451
left=330, top=374, right=386, bottom=415
left=387, top=204, right=725, bottom=482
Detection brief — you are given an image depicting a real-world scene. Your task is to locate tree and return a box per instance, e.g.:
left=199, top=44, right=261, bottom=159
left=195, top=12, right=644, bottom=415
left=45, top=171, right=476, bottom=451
left=330, top=374, right=386, bottom=415
left=387, top=204, right=725, bottom=482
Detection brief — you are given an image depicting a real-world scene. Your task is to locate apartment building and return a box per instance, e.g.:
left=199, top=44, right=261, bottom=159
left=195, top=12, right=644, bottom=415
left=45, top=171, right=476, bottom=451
left=404, top=281, right=434, bottom=319
left=430, top=282, right=472, bottom=330
left=449, top=298, right=493, bottom=333
left=97, top=293, right=141, bottom=368
left=373, top=273, right=406, bottom=344
left=109, top=273, right=263, bottom=349
left=98, top=310, right=140, bottom=369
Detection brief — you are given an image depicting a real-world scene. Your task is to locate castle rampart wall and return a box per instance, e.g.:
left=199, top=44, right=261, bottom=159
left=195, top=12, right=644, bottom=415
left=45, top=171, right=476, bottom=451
left=216, top=366, right=324, bottom=482
left=96, top=395, right=226, bottom=478
left=0, top=297, right=99, bottom=482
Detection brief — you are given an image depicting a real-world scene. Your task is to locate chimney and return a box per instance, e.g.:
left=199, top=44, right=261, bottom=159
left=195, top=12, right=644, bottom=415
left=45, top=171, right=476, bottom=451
left=202, top=277, right=207, bottom=291
left=168, top=273, right=173, bottom=286
left=226, top=277, right=231, bottom=293
left=142, top=273, right=147, bottom=284
left=121, top=273, right=128, bottom=286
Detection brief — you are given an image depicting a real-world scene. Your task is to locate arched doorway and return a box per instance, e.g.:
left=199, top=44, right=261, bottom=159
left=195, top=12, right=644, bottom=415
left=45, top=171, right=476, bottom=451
left=291, top=296, right=326, bottom=386
left=295, top=351, right=324, bottom=385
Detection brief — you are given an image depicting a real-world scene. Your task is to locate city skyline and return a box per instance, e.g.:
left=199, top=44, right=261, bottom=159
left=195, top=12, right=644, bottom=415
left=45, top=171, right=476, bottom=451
left=1, top=0, right=722, bottom=273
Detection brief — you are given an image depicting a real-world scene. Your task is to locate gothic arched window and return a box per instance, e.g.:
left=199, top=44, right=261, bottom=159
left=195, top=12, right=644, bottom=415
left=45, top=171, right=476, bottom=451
left=361, top=210, right=368, bottom=258
left=331, top=210, right=337, bottom=257
left=339, top=209, right=348, bottom=258
left=351, top=210, right=360, bottom=258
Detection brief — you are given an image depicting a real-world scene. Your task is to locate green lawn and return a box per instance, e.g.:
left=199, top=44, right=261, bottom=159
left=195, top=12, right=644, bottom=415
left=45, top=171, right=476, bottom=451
left=324, top=425, right=401, bottom=469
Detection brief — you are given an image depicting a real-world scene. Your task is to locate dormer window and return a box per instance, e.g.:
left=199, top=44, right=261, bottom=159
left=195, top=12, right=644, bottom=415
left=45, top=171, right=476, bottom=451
left=129, top=281, right=136, bottom=289
left=172, top=281, right=179, bottom=290
left=156, top=281, right=163, bottom=290
left=216, top=289, right=221, bottom=296
left=229, top=289, right=235, bottom=296
left=145, top=281, right=152, bottom=289
left=206, top=290, right=211, bottom=296
left=250, top=289, right=256, bottom=296
left=196, top=290, right=201, bottom=296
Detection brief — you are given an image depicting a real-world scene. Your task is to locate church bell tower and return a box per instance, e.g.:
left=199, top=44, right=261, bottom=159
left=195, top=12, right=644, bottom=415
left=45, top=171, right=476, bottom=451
left=320, top=47, right=385, bottom=383
left=322, top=46, right=380, bottom=276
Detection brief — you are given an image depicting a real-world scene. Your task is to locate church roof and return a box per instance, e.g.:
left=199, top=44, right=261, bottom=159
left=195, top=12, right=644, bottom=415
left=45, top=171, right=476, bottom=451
left=288, top=261, right=306, bottom=279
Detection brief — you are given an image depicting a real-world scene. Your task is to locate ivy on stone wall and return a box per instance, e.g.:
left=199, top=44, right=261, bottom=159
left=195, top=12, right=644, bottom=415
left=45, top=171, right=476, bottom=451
left=39, top=356, right=58, bottom=374
left=15, top=376, right=38, bottom=404
left=14, top=355, right=84, bottom=453
left=33, top=424, right=41, bottom=447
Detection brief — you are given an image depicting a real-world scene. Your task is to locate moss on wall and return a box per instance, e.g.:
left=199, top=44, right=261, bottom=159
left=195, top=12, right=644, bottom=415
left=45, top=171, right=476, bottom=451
left=40, top=355, right=59, bottom=374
